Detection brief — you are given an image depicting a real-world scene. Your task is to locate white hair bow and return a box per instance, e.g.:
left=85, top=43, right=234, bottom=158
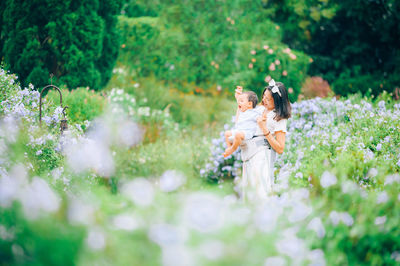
left=269, top=79, right=281, bottom=97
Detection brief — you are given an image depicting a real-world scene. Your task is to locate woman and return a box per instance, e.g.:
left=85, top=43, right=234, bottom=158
left=235, top=80, right=291, bottom=200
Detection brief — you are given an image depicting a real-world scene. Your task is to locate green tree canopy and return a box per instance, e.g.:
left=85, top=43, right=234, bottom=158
left=118, top=0, right=310, bottom=102
left=0, top=0, right=122, bottom=90
left=266, top=0, right=400, bottom=96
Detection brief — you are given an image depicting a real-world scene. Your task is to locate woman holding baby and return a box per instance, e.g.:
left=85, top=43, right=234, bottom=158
left=234, top=80, right=291, bottom=200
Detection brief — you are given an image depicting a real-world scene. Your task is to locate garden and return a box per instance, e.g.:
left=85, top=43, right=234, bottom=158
left=1, top=0, right=400, bottom=265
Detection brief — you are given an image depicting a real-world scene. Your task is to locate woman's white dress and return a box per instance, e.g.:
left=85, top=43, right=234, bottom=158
left=239, top=106, right=287, bottom=200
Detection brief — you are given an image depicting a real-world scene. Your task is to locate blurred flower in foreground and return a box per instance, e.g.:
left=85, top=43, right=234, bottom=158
left=197, top=240, right=224, bottom=261
left=276, top=229, right=307, bottom=260
left=307, top=217, right=325, bottom=238
left=121, top=178, right=154, bottom=207
left=0, top=164, right=60, bottom=219
left=375, top=216, right=387, bottom=225
left=67, top=196, right=96, bottom=226
left=116, top=120, right=143, bottom=147
left=159, top=170, right=186, bottom=192
left=320, top=171, right=337, bottom=188
left=329, top=211, right=353, bottom=226
left=86, top=229, right=106, bottom=251
left=149, top=223, right=185, bottom=247
left=112, top=214, right=140, bottom=231
left=66, top=138, right=114, bottom=177
left=183, top=193, right=224, bottom=233
left=264, top=256, right=286, bottom=266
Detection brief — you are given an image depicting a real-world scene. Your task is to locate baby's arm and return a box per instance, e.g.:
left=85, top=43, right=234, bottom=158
left=234, top=86, right=243, bottom=122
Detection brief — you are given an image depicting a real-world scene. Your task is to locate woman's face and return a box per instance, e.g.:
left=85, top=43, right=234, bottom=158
left=263, top=90, right=275, bottom=110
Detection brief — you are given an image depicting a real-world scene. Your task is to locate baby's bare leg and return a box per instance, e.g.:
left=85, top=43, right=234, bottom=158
left=224, top=130, right=233, bottom=148
left=223, top=131, right=245, bottom=158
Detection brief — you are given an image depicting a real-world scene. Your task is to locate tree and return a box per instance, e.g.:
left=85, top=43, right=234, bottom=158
left=266, top=0, right=400, bottom=96
left=0, top=0, right=122, bottom=90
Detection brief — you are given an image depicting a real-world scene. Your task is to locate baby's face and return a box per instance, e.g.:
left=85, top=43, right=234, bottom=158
left=238, top=94, right=252, bottom=112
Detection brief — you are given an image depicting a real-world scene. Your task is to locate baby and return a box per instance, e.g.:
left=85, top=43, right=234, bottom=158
left=223, top=90, right=259, bottom=158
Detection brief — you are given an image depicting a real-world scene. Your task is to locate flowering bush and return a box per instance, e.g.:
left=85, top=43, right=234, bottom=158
left=108, top=87, right=178, bottom=143
left=47, top=87, right=107, bottom=126
left=1, top=68, right=400, bottom=265
left=301, top=76, right=333, bottom=99
left=202, top=96, right=400, bottom=189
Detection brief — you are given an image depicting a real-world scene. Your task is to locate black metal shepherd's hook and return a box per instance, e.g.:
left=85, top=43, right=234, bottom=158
left=39, top=84, right=68, bottom=133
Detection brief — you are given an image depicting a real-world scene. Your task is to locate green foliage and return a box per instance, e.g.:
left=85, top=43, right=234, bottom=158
left=118, top=0, right=310, bottom=100
left=2, top=68, right=400, bottom=265
left=0, top=207, right=85, bottom=266
left=0, top=0, right=123, bottom=90
left=267, top=0, right=400, bottom=96
left=0, top=68, right=19, bottom=105
left=47, top=87, right=107, bottom=125
left=106, top=73, right=236, bottom=128
left=228, top=40, right=310, bottom=101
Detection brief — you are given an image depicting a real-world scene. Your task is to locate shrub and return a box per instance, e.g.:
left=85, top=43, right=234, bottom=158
left=301, top=76, right=333, bottom=99
left=47, top=87, right=107, bottom=126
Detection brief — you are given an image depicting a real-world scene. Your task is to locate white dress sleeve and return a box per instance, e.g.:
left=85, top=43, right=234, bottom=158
left=274, top=118, right=287, bottom=133
left=254, top=105, right=265, bottom=115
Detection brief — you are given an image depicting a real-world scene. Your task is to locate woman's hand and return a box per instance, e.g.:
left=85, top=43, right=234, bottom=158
left=257, top=109, right=268, bottom=131
left=235, top=86, right=243, bottom=101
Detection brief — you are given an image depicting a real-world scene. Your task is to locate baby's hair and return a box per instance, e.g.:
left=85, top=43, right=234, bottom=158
left=243, top=91, right=258, bottom=108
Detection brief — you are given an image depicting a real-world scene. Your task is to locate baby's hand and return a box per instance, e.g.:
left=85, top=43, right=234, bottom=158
left=235, top=86, right=243, bottom=100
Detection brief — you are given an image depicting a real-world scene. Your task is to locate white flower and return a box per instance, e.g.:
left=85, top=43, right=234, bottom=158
left=159, top=170, right=186, bottom=192
left=183, top=193, right=224, bottom=233
left=341, top=180, right=357, bottom=194
left=264, top=256, right=286, bottom=266
left=295, top=172, right=303, bottom=179
left=340, top=212, right=354, bottom=226
left=320, top=171, right=337, bottom=188
left=307, top=217, right=325, bottom=238
left=307, top=249, right=326, bottom=266
left=198, top=240, right=225, bottom=261
left=86, top=229, right=106, bottom=251
left=368, top=168, right=378, bottom=178
left=276, top=232, right=307, bottom=260
left=288, top=202, right=312, bottom=222
left=112, top=214, right=139, bottom=231
left=374, top=216, right=387, bottom=225
left=384, top=174, right=400, bottom=185
left=329, top=211, right=353, bottom=226
left=120, top=178, right=154, bottom=207
left=376, top=191, right=389, bottom=204
left=148, top=223, right=184, bottom=247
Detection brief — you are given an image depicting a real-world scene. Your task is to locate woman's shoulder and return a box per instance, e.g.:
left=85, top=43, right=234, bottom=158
left=268, top=110, right=288, bottom=122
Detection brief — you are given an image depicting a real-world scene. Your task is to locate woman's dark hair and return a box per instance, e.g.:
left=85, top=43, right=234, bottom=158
left=262, top=81, right=291, bottom=121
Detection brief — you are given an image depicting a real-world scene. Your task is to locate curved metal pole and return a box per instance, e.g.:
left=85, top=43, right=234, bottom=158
left=39, top=85, right=63, bottom=125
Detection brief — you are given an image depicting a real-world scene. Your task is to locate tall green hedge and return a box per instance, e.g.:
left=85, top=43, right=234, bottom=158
left=0, top=0, right=123, bottom=90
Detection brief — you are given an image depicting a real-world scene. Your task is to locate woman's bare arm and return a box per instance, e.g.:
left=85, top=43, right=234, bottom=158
left=257, top=112, right=286, bottom=154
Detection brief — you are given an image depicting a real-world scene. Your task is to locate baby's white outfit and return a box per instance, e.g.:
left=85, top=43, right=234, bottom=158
left=230, top=108, right=260, bottom=141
